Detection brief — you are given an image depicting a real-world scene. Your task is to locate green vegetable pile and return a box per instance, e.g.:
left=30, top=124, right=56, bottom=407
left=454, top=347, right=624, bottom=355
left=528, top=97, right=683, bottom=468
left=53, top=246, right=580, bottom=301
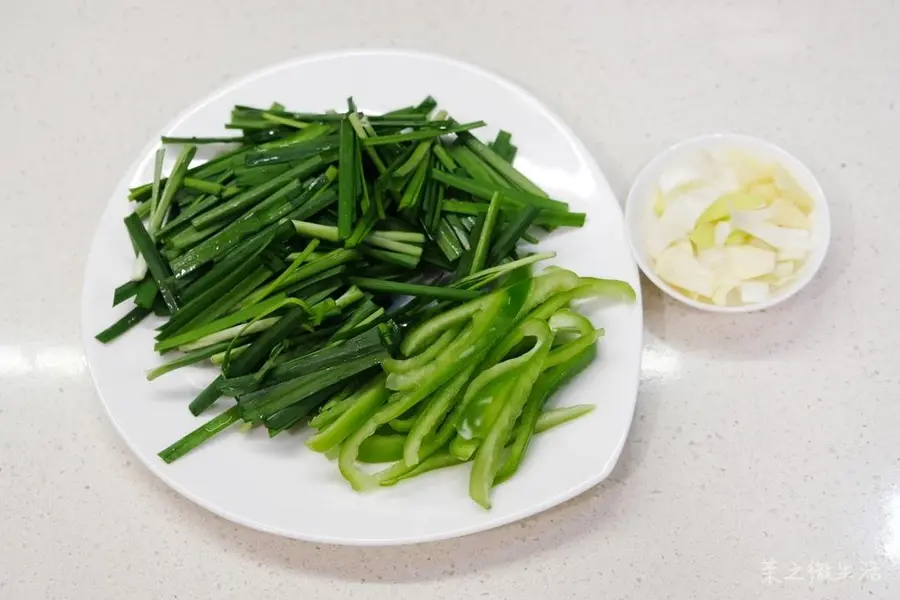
left=97, top=97, right=634, bottom=507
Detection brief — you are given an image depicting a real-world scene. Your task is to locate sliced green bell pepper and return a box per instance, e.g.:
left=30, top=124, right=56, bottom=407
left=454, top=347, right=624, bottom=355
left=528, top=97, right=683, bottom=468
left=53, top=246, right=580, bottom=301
left=306, top=374, right=387, bottom=453
left=494, top=344, right=598, bottom=485
left=377, top=404, right=597, bottom=487
left=339, top=280, right=529, bottom=490
left=357, top=434, right=407, bottom=464
left=469, top=319, right=554, bottom=508
left=401, top=363, right=477, bottom=467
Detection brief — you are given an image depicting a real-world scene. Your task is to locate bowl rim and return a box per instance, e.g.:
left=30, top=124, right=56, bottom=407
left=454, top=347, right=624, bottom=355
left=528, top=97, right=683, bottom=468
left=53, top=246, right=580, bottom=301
left=624, top=132, right=831, bottom=314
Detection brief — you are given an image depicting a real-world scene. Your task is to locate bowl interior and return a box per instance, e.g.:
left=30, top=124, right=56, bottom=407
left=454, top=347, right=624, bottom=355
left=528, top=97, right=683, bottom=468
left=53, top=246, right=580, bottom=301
left=624, top=133, right=831, bottom=313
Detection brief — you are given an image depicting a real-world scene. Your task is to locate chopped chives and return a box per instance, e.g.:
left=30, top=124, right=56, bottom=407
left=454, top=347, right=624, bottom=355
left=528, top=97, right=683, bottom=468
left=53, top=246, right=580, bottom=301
left=469, top=192, right=502, bottom=275
left=362, top=121, right=486, bottom=147
left=193, top=155, right=332, bottom=229
left=124, top=213, right=180, bottom=313
left=348, top=277, right=479, bottom=301
left=146, top=339, right=235, bottom=381
left=432, top=170, right=567, bottom=212
left=489, top=205, right=541, bottom=262
left=112, top=280, right=140, bottom=306
left=459, top=132, right=546, bottom=197
left=338, top=118, right=358, bottom=239
left=135, top=277, right=159, bottom=309
left=149, top=148, right=166, bottom=221
left=261, top=112, right=309, bottom=129
left=149, top=145, right=196, bottom=234
left=95, top=306, right=151, bottom=343
left=158, top=405, right=242, bottom=464
left=161, top=136, right=244, bottom=144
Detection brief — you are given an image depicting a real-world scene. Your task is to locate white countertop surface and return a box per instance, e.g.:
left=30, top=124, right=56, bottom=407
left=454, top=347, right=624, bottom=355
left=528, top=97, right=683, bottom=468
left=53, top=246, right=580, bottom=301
left=2, top=1, right=899, bottom=598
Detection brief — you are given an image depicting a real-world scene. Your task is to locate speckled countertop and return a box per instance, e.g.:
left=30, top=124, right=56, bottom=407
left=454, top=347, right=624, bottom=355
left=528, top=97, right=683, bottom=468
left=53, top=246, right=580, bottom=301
left=2, top=1, right=899, bottom=598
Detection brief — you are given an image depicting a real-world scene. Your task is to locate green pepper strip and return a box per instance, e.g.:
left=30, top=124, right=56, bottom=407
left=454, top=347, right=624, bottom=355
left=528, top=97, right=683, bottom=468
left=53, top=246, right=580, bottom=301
left=308, top=380, right=365, bottom=429
left=358, top=434, right=407, bottom=464
left=393, top=269, right=539, bottom=361
left=380, top=452, right=464, bottom=486
left=469, top=319, right=553, bottom=508
left=339, top=313, right=494, bottom=488
left=340, top=283, right=528, bottom=491
left=374, top=377, right=473, bottom=482
left=397, top=298, right=484, bottom=357
left=391, top=277, right=551, bottom=466
left=387, top=404, right=422, bottom=433
left=385, top=273, right=590, bottom=466
left=449, top=379, right=513, bottom=461
left=520, top=268, right=582, bottom=315
left=381, top=325, right=463, bottom=374
left=576, top=277, right=637, bottom=301
left=494, top=344, right=598, bottom=485
left=534, top=404, right=595, bottom=433
left=306, top=375, right=387, bottom=453
left=491, top=307, right=601, bottom=481
left=464, top=318, right=548, bottom=403
left=401, top=363, right=477, bottom=467
left=383, top=317, right=558, bottom=484
left=544, top=310, right=604, bottom=369
left=528, top=277, right=636, bottom=322
left=450, top=319, right=553, bottom=461
left=379, top=404, right=596, bottom=486
left=384, top=295, right=504, bottom=392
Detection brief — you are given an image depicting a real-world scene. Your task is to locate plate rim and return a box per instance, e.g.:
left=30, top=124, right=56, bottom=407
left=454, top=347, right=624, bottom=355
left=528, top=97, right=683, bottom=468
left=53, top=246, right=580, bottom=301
left=81, top=48, right=643, bottom=546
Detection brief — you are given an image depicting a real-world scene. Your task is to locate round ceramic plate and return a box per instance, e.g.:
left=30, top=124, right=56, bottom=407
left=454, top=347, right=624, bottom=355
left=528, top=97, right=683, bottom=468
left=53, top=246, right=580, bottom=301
left=81, top=50, right=643, bottom=545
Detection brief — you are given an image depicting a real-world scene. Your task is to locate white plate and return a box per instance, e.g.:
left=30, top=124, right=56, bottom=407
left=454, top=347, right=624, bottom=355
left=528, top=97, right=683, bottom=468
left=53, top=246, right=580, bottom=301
left=81, top=50, right=643, bottom=545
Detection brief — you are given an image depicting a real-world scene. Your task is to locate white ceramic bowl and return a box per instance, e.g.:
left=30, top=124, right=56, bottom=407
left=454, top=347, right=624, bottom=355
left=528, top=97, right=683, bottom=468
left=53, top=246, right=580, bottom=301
left=624, top=133, right=831, bottom=313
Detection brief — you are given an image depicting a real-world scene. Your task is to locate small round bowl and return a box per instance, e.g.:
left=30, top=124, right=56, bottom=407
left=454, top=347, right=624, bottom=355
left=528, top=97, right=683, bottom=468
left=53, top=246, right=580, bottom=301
left=624, top=133, right=831, bottom=313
